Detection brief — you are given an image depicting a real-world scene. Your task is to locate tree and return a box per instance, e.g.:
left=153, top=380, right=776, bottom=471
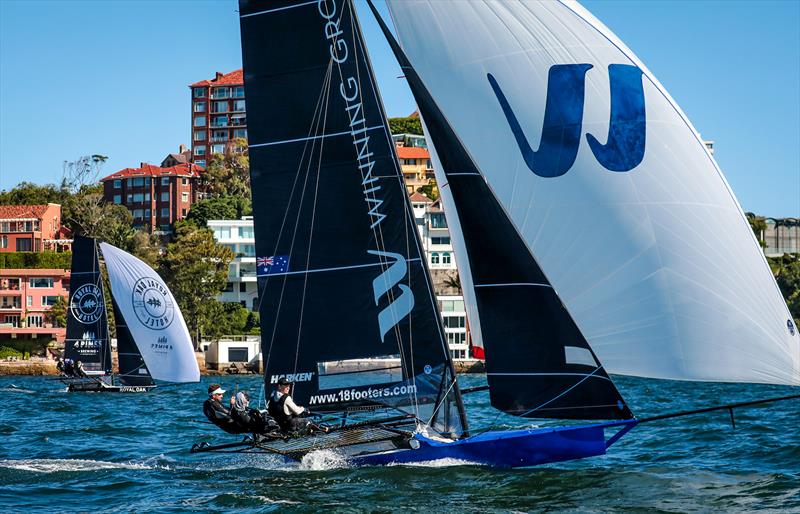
left=745, top=212, right=767, bottom=248
left=418, top=180, right=440, bottom=201
left=0, top=181, right=66, bottom=205
left=443, top=272, right=462, bottom=293
left=46, top=295, right=68, bottom=328
left=200, top=138, right=251, bottom=199
left=185, top=196, right=252, bottom=227
left=201, top=300, right=255, bottom=339
left=769, top=253, right=800, bottom=325
left=160, top=223, right=234, bottom=347
left=388, top=116, right=423, bottom=135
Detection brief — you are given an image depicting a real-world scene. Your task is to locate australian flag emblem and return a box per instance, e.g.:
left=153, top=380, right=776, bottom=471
left=257, top=255, right=289, bottom=276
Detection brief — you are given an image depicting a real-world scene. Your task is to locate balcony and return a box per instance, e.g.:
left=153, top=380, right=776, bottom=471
left=211, top=136, right=229, bottom=143
left=0, top=299, right=22, bottom=310
left=211, top=121, right=229, bottom=128
left=230, top=117, right=247, bottom=126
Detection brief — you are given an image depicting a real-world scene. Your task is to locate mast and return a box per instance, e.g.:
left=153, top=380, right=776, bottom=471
left=369, top=0, right=632, bottom=420
left=64, top=235, right=111, bottom=375
left=238, top=0, right=467, bottom=435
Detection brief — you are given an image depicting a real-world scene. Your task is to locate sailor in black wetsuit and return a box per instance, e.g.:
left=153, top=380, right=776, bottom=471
left=231, top=391, right=278, bottom=435
left=267, top=378, right=327, bottom=434
left=202, top=384, right=244, bottom=434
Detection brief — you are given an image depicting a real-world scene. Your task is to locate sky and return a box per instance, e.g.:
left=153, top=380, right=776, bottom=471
left=0, top=0, right=798, bottom=217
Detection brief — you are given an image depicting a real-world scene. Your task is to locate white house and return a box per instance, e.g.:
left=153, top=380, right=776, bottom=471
left=208, top=217, right=258, bottom=311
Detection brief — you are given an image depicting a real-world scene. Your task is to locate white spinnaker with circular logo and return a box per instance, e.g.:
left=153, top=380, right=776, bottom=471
left=387, top=0, right=799, bottom=385
left=100, top=242, right=199, bottom=383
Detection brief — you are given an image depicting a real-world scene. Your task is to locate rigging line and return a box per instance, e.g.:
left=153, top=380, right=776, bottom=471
left=239, top=0, right=317, bottom=18
left=426, top=373, right=458, bottom=427
left=263, top=61, right=334, bottom=370
left=259, top=258, right=421, bottom=278
left=293, top=54, right=334, bottom=374
left=518, top=366, right=604, bottom=418
left=249, top=127, right=384, bottom=148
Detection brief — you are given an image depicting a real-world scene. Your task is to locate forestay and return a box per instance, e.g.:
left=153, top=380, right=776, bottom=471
left=99, top=242, right=199, bottom=383
left=64, top=236, right=111, bottom=374
left=238, top=0, right=466, bottom=435
left=387, top=0, right=800, bottom=386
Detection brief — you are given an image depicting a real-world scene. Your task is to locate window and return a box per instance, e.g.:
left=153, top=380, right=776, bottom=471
left=194, top=101, right=206, bottom=113
left=27, top=314, right=44, bottom=328
left=161, top=192, right=169, bottom=202
left=194, top=130, right=205, bottom=141
left=429, top=213, right=447, bottom=228
left=239, top=282, right=247, bottom=292
left=27, top=296, right=32, bottom=307
left=145, top=177, right=151, bottom=186
left=0, top=235, right=6, bottom=249
left=133, top=209, right=143, bottom=219
left=113, top=179, right=122, bottom=189
left=29, top=278, right=54, bottom=288
left=212, top=130, right=228, bottom=142
left=431, top=252, right=440, bottom=265
left=161, top=208, right=169, bottom=218
left=443, top=315, right=465, bottom=328
left=223, top=282, right=234, bottom=292
left=161, top=177, right=170, bottom=185
left=405, top=158, right=417, bottom=165
left=144, top=193, right=151, bottom=201
left=233, top=86, right=245, bottom=98
left=41, top=296, right=59, bottom=307
left=112, top=195, right=121, bottom=204
left=212, top=144, right=225, bottom=154
left=233, top=100, right=245, bottom=111
left=212, top=116, right=227, bottom=127
left=194, top=145, right=206, bottom=156
left=212, top=227, right=231, bottom=240
left=228, top=347, right=249, bottom=363
left=16, top=238, right=32, bottom=252
left=195, top=160, right=206, bottom=167
left=231, top=115, right=246, bottom=126
left=182, top=178, right=189, bottom=185
left=4, top=315, right=20, bottom=327
left=233, top=129, right=247, bottom=139
left=239, top=226, right=254, bottom=239
left=133, top=193, right=144, bottom=203
left=144, top=209, right=151, bottom=218
left=127, top=178, right=133, bottom=186
left=131, top=177, right=144, bottom=187
left=213, top=101, right=229, bottom=113
left=193, top=87, right=206, bottom=98
left=446, top=332, right=467, bottom=346
left=442, top=252, right=451, bottom=265
left=181, top=208, right=187, bottom=217
left=213, top=87, right=230, bottom=99
left=194, top=116, right=206, bottom=127
left=431, top=237, right=450, bottom=245
left=182, top=192, right=189, bottom=202
left=126, top=194, right=133, bottom=203
left=240, top=244, right=255, bottom=257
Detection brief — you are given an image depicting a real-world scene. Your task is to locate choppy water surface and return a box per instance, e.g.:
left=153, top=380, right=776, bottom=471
left=0, top=375, right=798, bottom=512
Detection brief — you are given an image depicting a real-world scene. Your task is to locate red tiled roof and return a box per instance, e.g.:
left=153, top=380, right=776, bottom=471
left=100, top=163, right=204, bottom=182
left=396, top=146, right=430, bottom=159
left=0, top=204, right=51, bottom=220
left=408, top=110, right=420, bottom=118
left=190, top=69, right=244, bottom=87
left=409, top=192, right=432, bottom=203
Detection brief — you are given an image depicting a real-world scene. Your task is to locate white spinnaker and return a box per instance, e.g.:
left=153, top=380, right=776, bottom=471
left=387, top=0, right=799, bottom=385
left=100, top=242, right=199, bottom=383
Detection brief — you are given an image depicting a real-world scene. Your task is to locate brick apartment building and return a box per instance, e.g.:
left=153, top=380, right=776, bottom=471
left=0, top=204, right=70, bottom=253
left=190, top=69, right=247, bottom=167
left=0, top=268, right=70, bottom=344
left=100, top=162, right=203, bottom=233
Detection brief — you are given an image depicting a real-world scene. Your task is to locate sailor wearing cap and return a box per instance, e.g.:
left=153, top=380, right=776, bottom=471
left=202, top=383, right=240, bottom=434
left=267, top=377, right=320, bottom=433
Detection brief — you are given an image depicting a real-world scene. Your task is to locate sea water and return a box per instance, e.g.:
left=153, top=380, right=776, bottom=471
left=0, top=375, right=798, bottom=512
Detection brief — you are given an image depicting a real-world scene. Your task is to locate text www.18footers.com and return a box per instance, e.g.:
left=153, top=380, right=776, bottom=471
left=309, top=384, right=417, bottom=405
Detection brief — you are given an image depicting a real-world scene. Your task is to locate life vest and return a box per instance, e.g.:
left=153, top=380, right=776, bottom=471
left=267, top=392, right=292, bottom=431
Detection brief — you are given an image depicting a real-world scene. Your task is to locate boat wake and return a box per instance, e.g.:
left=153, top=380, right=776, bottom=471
left=0, top=385, right=35, bottom=394
left=298, top=450, right=349, bottom=471
left=387, top=457, right=481, bottom=468
left=0, top=458, right=164, bottom=473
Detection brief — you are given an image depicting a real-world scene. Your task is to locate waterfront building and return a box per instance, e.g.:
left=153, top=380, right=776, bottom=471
left=0, top=268, right=69, bottom=344
left=100, top=162, right=203, bottom=234
left=208, top=217, right=257, bottom=311
left=189, top=69, right=247, bottom=168
left=763, top=217, right=800, bottom=256
left=0, top=204, right=70, bottom=253
left=200, top=335, right=260, bottom=371
left=396, top=146, right=434, bottom=194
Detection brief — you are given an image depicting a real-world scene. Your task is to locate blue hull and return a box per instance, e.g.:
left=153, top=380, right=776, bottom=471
left=352, top=421, right=637, bottom=468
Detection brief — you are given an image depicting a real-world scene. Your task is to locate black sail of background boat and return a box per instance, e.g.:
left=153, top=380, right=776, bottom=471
left=60, top=236, right=198, bottom=392
left=190, top=0, right=799, bottom=467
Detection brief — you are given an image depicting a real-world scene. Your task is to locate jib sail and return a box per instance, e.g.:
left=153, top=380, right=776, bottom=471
left=112, top=296, right=154, bottom=387
left=64, top=235, right=111, bottom=375
left=238, top=0, right=467, bottom=435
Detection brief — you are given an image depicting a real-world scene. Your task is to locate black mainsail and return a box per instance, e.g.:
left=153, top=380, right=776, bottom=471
left=112, top=297, right=153, bottom=387
left=64, top=235, right=111, bottom=375
left=369, top=1, right=632, bottom=420
left=239, top=0, right=467, bottom=435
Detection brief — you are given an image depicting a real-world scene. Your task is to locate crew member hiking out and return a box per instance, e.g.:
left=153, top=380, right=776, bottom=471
left=202, top=384, right=244, bottom=434
left=231, top=391, right=279, bottom=435
left=268, top=378, right=328, bottom=434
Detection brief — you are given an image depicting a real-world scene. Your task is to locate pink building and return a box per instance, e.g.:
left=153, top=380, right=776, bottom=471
left=0, top=204, right=69, bottom=253
left=0, top=268, right=70, bottom=344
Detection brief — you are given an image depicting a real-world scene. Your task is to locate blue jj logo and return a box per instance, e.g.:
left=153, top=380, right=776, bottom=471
left=488, top=64, right=645, bottom=177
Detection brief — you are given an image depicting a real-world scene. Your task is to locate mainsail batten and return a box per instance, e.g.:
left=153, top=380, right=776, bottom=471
left=386, top=0, right=800, bottom=386
left=370, top=0, right=632, bottom=420
left=64, top=236, right=111, bottom=375
left=239, top=0, right=466, bottom=434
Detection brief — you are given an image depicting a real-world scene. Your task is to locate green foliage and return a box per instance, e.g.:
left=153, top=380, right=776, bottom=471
left=0, top=252, right=72, bottom=269
left=201, top=139, right=251, bottom=200
left=0, top=346, right=24, bottom=359
left=768, top=253, right=800, bottom=325
left=388, top=117, right=423, bottom=135
left=0, top=181, right=67, bottom=205
left=418, top=180, right=440, bottom=201
left=160, top=223, right=234, bottom=347
left=62, top=192, right=134, bottom=247
left=46, top=295, right=68, bottom=328
left=186, top=196, right=252, bottom=227
left=746, top=212, right=768, bottom=248
left=201, top=301, right=259, bottom=339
